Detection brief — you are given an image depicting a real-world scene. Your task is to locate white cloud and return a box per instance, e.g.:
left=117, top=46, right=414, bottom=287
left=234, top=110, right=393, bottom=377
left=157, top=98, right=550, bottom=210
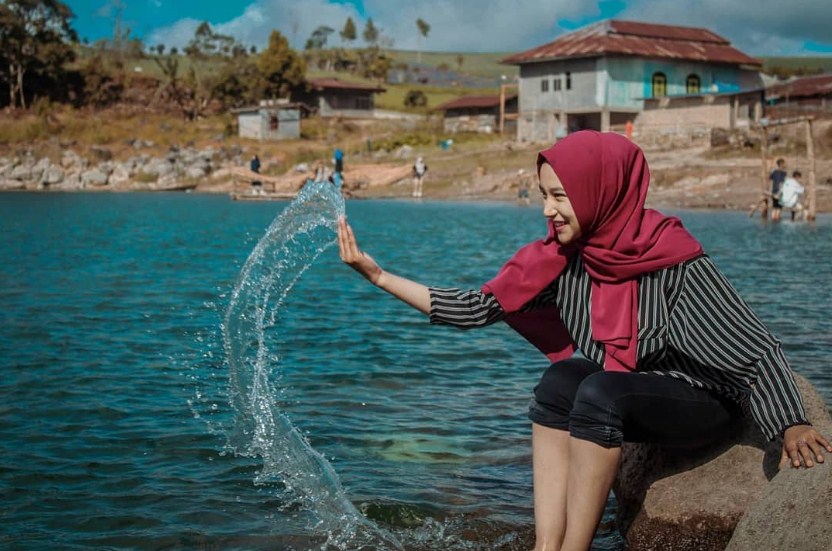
left=145, top=0, right=832, bottom=55
left=618, top=0, right=832, bottom=55
left=147, top=17, right=202, bottom=50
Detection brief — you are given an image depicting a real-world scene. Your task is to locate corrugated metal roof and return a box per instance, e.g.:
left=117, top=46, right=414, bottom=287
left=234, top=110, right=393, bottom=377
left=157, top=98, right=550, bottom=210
left=766, top=74, right=832, bottom=100
left=503, top=19, right=760, bottom=67
left=434, top=94, right=517, bottom=111
left=306, top=78, right=386, bottom=93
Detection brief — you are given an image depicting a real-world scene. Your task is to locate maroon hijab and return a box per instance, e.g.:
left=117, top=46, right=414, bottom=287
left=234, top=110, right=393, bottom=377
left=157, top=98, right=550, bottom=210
left=482, top=131, right=703, bottom=371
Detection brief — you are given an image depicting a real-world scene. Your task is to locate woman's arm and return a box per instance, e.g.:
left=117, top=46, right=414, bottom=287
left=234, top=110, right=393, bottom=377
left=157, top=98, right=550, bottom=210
left=669, top=257, right=831, bottom=467
left=337, top=217, right=430, bottom=314
left=337, top=217, right=510, bottom=328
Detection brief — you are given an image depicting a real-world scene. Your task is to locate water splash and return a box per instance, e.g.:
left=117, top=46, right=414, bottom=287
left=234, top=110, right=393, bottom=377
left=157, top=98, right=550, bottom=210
left=221, top=181, right=402, bottom=550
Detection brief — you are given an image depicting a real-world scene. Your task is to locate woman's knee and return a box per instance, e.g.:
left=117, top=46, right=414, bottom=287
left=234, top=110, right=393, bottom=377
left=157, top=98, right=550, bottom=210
left=569, top=372, right=627, bottom=448
left=528, top=358, right=601, bottom=429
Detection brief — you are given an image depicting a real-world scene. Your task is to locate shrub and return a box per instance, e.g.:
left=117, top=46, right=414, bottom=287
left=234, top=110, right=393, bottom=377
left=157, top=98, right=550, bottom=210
left=403, top=90, right=427, bottom=108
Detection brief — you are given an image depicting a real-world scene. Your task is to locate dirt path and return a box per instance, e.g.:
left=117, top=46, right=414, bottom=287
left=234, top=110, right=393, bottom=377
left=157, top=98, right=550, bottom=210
left=355, top=142, right=832, bottom=214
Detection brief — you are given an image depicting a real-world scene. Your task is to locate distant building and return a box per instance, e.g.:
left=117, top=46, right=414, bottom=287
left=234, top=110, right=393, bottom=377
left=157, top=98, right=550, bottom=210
left=292, top=78, right=386, bottom=118
left=503, top=19, right=762, bottom=141
left=233, top=100, right=302, bottom=140
left=434, top=94, right=518, bottom=134
left=765, top=74, right=832, bottom=113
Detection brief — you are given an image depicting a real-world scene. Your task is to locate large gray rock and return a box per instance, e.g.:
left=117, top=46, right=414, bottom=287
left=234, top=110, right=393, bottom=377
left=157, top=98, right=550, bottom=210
left=81, top=169, right=108, bottom=187
left=614, top=374, right=831, bottom=550
left=10, top=164, right=33, bottom=181
left=726, top=381, right=832, bottom=551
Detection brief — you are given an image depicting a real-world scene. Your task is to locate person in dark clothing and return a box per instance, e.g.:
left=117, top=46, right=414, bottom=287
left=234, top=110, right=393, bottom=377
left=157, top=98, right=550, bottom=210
left=336, top=131, right=831, bottom=551
left=769, top=158, right=787, bottom=221
left=250, top=154, right=262, bottom=188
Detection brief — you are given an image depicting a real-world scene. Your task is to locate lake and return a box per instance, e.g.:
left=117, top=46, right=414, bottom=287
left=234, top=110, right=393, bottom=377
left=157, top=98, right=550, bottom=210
left=1, top=192, right=830, bottom=550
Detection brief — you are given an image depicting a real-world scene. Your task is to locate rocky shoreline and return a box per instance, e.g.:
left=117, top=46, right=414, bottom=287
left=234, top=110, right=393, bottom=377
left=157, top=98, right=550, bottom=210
left=2, top=143, right=831, bottom=215
left=0, top=142, right=242, bottom=193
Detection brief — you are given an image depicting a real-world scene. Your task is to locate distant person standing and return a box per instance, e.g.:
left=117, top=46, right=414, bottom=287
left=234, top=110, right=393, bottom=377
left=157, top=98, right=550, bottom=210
left=333, top=148, right=345, bottom=188
left=769, top=158, right=787, bottom=221
left=780, top=170, right=806, bottom=221
left=412, top=156, right=428, bottom=198
left=516, top=169, right=531, bottom=206
left=250, top=154, right=262, bottom=188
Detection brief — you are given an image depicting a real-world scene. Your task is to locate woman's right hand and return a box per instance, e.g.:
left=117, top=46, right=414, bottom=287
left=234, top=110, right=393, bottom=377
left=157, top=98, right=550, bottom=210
left=337, top=217, right=383, bottom=285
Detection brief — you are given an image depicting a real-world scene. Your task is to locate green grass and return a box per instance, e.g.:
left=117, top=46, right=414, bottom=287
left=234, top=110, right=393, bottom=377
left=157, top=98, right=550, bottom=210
left=386, top=50, right=518, bottom=79
left=760, top=56, right=832, bottom=76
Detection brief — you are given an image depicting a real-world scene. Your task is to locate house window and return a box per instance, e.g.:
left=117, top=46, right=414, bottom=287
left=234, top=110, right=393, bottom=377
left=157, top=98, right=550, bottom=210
left=553, top=78, right=562, bottom=91
left=565, top=72, right=572, bottom=90
left=355, top=96, right=371, bottom=110
left=269, top=114, right=279, bottom=131
left=541, top=79, right=549, bottom=92
left=652, top=72, right=667, bottom=97
left=686, top=74, right=701, bottom=95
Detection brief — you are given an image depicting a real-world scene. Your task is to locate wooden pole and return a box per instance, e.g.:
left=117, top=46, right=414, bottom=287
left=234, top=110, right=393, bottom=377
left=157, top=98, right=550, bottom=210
left=499, top=83, right=506, bottom=135
left=806, top=119, right=817, bottom=221
left=759, top=125, right=769, bottom=219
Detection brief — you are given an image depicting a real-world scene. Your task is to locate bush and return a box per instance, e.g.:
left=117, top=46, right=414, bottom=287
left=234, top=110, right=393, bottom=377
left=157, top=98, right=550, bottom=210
left=403, top=90, right=427, bottom=108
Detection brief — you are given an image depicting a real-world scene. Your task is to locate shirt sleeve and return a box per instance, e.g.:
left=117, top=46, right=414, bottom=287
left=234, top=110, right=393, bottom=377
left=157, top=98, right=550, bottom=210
left=668, top=258, right=808, bottom=440
left=428, top=287, right=507, bottom=328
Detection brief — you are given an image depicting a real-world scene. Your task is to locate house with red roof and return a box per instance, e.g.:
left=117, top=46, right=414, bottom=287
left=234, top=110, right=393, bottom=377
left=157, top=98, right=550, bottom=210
left=291, top=77, right=386, bottom=118
left=434, top=93, right=518, bottom=134
left=503, top=19, right=763, bottom=141
left=766, top=73, right=832, bottom=111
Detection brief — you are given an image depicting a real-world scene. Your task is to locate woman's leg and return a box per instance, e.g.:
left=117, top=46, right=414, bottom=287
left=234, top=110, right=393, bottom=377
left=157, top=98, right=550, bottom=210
left=560, top=371, right=740, bottom=550
left=532, top=424, right=570, bottom=551
left=528, top=358, right=602, bottom=551
left=561, top=439, right=620, bottom=551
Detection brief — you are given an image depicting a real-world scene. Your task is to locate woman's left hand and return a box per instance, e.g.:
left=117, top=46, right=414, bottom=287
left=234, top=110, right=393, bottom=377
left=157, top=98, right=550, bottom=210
left=780, top=425, right=832, bottom=469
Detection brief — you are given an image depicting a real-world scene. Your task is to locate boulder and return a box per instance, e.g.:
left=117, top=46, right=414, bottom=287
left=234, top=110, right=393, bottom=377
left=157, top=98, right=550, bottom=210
left=10, top=164, right=33, bottom=181
left=40, top=167, right=64, bottom=187
left=615, top=374, right=831, bottom=550
left=726, top=380, right=832, bottom=551
left=81, top=169, right=109, bottom=187
left=108, top=165, right=131, bottom=187
left=61, top=150, right=84, bottom=169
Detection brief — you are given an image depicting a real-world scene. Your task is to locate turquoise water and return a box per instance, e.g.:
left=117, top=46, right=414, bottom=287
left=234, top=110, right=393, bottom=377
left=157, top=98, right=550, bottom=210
left=1, top=192, right=830, bottom=550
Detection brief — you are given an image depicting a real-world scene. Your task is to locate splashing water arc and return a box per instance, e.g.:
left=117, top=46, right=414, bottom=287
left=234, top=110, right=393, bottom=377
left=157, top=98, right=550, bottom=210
left=221, top=181, right=402, bottom=550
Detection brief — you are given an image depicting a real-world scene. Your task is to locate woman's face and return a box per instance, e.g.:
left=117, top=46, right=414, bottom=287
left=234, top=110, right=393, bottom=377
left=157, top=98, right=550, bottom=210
left=539, top=163, right=582, bottom=245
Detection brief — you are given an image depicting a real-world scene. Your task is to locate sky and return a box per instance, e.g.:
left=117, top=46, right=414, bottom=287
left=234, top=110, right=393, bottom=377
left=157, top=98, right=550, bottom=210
left=65, top=0, right=832, bottom=57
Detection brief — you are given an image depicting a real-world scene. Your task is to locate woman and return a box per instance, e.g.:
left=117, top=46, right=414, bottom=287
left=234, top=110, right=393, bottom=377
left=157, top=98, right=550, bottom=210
left=336, top=131, right=831, bottom=551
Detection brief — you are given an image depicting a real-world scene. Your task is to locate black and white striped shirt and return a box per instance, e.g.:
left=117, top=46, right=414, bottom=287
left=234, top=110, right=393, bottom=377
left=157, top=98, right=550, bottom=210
left=429, top=255, right=807, bottom=441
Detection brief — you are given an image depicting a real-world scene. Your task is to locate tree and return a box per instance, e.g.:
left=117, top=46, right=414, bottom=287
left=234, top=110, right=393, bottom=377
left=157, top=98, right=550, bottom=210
left=415, top=18, right=430, bottom=64
left=184, top=21, right=237, bottom=58
left=258, top=30, right=306, bottom=99
left=305, top=25, right=334, bottom=50
left=153, top=22, right=248, bottom=119
left=362, top=18, right=378, bottom=46
left=340, top=17, right=356, bottom=46
left=455, top=54, right=464, bottom=72
left=0, top=0, right=77, bottom=109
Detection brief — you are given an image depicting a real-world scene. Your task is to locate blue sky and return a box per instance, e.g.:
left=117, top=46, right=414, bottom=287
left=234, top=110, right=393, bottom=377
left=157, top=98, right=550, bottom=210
left=65, top=0, right=832, bottom=56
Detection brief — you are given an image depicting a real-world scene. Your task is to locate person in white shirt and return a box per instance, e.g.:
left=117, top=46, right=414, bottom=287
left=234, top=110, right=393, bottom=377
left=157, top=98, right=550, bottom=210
left=780, top=170, right=805, bottom=221
left=412, top=157, right=428, bottom=198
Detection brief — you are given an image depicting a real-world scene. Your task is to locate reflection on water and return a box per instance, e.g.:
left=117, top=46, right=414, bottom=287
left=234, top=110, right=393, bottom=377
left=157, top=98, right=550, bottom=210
left=0, top=192, right=829, bottom=550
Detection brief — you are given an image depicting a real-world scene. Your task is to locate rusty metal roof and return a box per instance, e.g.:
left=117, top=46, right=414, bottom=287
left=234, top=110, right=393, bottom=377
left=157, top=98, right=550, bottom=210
left=766, top=74, right=832, bottom=100
left=434, top=94, right=517, bottom=111
left=503, top=20, right=760, bottom=67
left=306, top=78, right=386, bottom=93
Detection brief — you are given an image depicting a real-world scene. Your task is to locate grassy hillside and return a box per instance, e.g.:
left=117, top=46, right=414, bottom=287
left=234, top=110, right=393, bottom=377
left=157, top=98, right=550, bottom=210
left=386, top=50, right=518, bottom=79
left=760, top=56, right=832, bottom=75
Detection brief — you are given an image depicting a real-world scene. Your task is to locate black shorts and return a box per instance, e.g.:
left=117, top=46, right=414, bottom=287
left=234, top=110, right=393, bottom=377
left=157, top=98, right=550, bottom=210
left=528, top=357, right=741, bottom=449
left=772, top=197, right=782, bottom=209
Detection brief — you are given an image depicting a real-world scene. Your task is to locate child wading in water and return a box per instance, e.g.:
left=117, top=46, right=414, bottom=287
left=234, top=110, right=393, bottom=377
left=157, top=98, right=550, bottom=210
left=337, top=131, right=831, bottom=551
